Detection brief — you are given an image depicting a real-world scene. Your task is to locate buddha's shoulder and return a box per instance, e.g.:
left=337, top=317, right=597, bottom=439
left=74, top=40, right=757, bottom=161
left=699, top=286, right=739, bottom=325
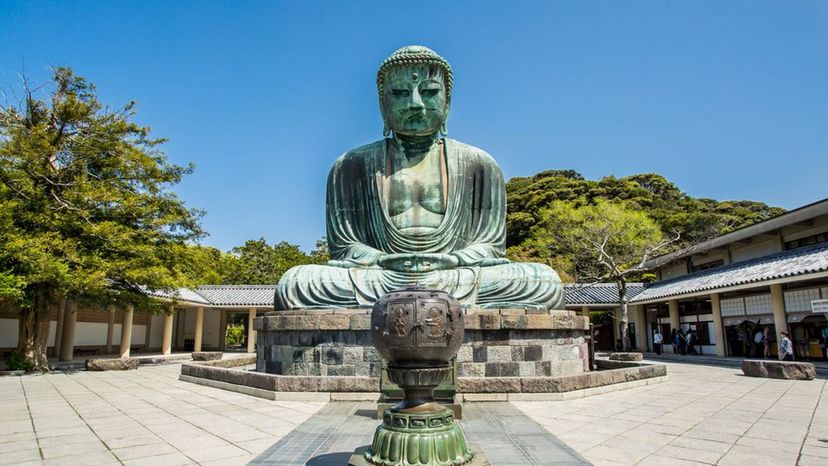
left=445, top=139, right=499, bottom=167
left=331, top=140, right=384, bottom=166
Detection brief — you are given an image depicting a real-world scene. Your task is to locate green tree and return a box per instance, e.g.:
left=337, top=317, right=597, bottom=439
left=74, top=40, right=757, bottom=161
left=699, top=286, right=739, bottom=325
left=0, top=68, right=204, bottom=370
left=505, top=169, right=784, bottom=257
left=537, top=200, right=678, bottom=351
left=222, top=237, right=328, bottom=284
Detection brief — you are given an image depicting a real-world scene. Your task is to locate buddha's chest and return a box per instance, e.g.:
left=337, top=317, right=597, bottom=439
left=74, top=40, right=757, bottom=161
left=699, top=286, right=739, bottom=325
left=384, top=147, right=447, bottom=229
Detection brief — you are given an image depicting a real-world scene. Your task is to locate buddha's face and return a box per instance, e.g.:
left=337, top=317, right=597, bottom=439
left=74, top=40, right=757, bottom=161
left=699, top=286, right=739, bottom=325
left=381, top=65, right=448, bottom=136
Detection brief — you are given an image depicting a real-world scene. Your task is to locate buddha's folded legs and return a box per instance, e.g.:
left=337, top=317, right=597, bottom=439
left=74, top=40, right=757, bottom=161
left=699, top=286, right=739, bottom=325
left=477, top=262, right=565, bottom=310
left=275, top=261, right=564, bottom=310
left=275, top=265, right=477, bottom=309
left=275, top=264, right=360, bottom=310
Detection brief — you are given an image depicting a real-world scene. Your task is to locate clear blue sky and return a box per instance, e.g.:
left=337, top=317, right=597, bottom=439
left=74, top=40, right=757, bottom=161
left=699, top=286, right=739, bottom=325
left=2, top=1, right=826, bottom=252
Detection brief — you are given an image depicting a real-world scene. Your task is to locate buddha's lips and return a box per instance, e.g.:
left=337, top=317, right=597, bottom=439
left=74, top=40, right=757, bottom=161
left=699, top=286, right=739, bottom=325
left=403, top=111, right=426, bottom=122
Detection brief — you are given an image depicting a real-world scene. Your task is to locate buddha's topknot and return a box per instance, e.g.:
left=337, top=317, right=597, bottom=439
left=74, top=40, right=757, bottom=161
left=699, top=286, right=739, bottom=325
left=377, top=45, right=453, bottom=103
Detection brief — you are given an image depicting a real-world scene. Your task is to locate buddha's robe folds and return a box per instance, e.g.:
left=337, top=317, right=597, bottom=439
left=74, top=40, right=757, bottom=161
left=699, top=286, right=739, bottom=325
left=275, top=139, right=564, bottom=310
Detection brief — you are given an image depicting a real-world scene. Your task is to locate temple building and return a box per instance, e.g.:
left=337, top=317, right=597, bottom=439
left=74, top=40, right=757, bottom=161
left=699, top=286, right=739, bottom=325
left=560, top=198, right=828, bottom=357
left=2, top=198, right=827, bottom=362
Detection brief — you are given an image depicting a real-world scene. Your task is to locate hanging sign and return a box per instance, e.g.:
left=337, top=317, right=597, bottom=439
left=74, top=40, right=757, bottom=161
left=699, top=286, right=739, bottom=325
left=811, top=299, right=828, bottom=313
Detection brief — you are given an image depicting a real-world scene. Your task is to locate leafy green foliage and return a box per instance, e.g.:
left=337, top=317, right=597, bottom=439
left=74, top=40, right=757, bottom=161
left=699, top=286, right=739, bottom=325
left=506, top=170, right=785, bottom=259
left=0, top=68, right=205, bottom=369
left=535, top=200, right=677, bottom=350
left=538, top=200, right=670, bottom=282
left=225, top=323, right=245, bottom=345
left=218, top=237, right=329, bottom=285
left=7, top=350, right=30, bottom=371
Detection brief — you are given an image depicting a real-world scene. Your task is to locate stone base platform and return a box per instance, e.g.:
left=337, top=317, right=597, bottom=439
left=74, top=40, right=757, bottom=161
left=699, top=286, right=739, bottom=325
left=179, top=356, right=667, bottom=401
left=254, top=308, right=590, bottom=379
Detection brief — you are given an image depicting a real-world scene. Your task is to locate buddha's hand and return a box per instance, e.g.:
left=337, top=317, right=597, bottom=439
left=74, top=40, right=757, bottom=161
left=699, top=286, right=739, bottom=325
left=477, top=258, right=511, bottom=267
left=377, top=253, right=460, bottom=273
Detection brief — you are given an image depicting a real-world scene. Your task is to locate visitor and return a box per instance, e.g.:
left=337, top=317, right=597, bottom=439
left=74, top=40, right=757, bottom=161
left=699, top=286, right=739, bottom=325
left=746, top=324, right=756, bottom=357
left=678, top=329, right=688, bottom=356
left=671, top=329, right=679, bottom=354
left=754, top=328, right=765, bottom=358
left=793, top=326, right=809, bottom=361
left=778, top=331, right=794, bottom=361
left=736, top=326, right=747, bottom=357
left=687, top=329, right=697, bottom=355
left=762, top=327, right=770, bottom=359
left=653, top=329, right=663, bottom=355
left=820, top=326, right=828, bottom=361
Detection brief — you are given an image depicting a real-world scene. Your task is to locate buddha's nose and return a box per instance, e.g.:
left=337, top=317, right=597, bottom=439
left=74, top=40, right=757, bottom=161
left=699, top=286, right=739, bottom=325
left=408, top=89, right=424, bottom=109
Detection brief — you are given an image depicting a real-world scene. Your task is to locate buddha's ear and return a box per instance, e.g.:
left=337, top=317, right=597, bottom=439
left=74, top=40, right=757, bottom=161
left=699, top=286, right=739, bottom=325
left=439, top=103, right=450, bottom=137
left=379, top=95, right=391, bottom=137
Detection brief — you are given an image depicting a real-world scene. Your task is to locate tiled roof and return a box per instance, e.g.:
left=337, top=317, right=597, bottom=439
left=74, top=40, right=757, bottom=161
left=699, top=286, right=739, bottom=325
left=632, top=243, right=828, bottom=303
left=194, top=285, right=277, bottom=306
left=143, top=287, right=211, bottom=305
left=564, top=283, right=646, bottom=305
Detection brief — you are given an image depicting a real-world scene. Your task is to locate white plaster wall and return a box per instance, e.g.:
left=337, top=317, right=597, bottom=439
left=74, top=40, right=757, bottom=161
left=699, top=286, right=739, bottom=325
left=731, top=239, right=781, bottom=263
left=150, top=314, right=165, bottom=348
left=1, top=319, right=62, bottom=348
left=111, top=321, right=147, bottom=346
left=0, top=318, right=18, bottom=347
left=203, top=308, right=220, bottom=348
left=75, top=322, right=110, bottom=346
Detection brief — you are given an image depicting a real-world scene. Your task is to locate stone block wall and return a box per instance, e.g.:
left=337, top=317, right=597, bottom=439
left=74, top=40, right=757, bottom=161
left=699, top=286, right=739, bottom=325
left=254, top=309, right=589, bottom=378
left=457, top=330, right=585, bottom=377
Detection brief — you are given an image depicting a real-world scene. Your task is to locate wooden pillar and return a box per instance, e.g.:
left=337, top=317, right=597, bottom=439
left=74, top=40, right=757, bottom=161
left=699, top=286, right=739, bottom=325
left=161, top=306, right=174, bottom=355
left=710, top=293, right=726, bottom=356
left=218, top=310, right=227, bottom=351
left=194, top=307, right=204, bottom=352
left=119, top=305, right=134, bottom=358
left=105, top=306, right=115, bottom=354
left=246, top=308, right=257, bottom=353
left=771, top=284, right=788, bottom=339
left=53, top=298, right=66, bottom=357
left=668, top=299, right=680, bottom=331
left=668, top=300, right=680, bottom=353
left=633, top=305, right=647, bottom=350
left=59, top=300, right=77, bottom=362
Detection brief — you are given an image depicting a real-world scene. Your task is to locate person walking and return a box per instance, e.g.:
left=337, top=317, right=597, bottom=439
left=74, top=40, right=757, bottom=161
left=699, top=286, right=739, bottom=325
left=653, top=329, right=663, bottom=355
left=820, top=326, right=828, bottom=361
left=762, top=327, right=771, bottom=359
left=678, top=329, right=688, bottom=356
left=778, top=331, right=794, bottom=361
left=687, top=328, right=698, bottom=355
left=671, top=329, right=679, bottom=354
left=754, top=328, right=765, bottom=359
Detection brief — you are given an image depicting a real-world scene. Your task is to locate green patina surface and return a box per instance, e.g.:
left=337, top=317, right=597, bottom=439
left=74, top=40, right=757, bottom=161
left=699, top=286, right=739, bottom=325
left=275, top=46, right=564, bottom=311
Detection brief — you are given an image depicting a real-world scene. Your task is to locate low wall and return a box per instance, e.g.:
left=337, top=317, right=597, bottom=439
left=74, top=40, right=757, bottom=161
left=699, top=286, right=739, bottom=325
left=254, top=308, right=590, bottom=378
left=180, top=357, right=667, bottom=401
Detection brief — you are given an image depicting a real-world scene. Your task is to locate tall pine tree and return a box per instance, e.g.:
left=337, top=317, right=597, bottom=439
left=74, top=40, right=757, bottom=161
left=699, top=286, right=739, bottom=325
left=0, top=68, right=205, bottom=370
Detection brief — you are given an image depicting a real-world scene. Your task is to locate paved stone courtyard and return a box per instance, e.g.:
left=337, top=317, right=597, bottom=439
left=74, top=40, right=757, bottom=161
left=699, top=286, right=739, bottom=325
left=1, top=360, right=827, bottom=465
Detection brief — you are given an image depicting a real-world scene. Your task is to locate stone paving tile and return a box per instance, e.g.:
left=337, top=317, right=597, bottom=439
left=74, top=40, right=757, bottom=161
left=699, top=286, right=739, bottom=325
left=0, top=363, right=325, bottom=466
left=514, top=360, right=828, bottom=466
left=3, top=359, right=828, bottom=465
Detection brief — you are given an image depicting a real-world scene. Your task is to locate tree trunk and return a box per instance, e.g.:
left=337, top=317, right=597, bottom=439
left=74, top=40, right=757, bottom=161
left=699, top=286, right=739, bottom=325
left=17, top=287, right=52, bottom=372
left=618, top=280, right=630, bottom=352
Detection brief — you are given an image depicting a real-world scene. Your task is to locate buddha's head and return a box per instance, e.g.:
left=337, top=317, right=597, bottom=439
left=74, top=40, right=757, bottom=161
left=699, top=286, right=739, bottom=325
left=377, top=45, right=453, bottom=137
